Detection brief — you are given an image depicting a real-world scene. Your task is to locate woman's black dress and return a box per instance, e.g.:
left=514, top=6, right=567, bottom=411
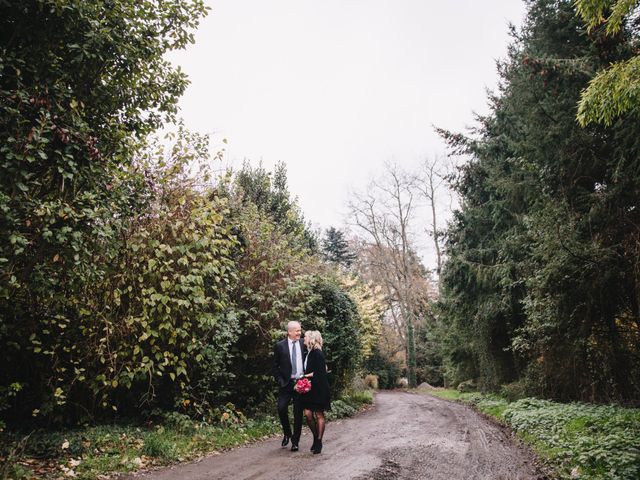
left=301, top=348, right=331, bottom=411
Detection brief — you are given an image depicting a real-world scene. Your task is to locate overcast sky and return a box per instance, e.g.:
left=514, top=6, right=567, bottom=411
left=166, top=0, right=527, bottom=268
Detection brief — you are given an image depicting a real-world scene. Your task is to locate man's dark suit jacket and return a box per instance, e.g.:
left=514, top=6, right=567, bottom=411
left=272, top=338, right=307, bottom=388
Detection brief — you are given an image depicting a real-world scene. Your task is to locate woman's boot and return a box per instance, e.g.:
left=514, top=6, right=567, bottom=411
left=313, top=439, right=322, bottom=454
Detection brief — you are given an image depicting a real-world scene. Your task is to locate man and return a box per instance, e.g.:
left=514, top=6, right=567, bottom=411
left=272, top=320, right=307, bottom=451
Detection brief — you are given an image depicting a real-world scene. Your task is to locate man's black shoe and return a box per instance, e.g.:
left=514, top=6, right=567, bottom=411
left=281, top=435, right=290, bottom=447
left=290, top=443, right=299, bottom=452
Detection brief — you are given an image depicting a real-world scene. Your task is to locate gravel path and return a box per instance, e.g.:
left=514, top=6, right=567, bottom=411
left=125, top=391, right=546, bottom=480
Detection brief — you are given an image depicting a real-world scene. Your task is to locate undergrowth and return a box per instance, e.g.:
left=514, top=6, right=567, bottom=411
left=423, top=388, right=640, bottom=480
left=0, top=391, right=374, bottom=479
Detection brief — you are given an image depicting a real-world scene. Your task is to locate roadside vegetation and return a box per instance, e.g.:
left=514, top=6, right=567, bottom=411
left=422, top=388, right=640, bottom=480
left=0, top=390, right=373, bottom=480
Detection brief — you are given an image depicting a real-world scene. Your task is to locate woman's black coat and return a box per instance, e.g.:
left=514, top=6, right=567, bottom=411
left=301, top=348, right=331, bottom=411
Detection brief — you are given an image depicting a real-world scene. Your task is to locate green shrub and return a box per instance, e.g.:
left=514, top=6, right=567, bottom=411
left=504, top=399, right=640, bottom=480
left=499, top=381, right=528, bottom=402
left=364, top=346, right=401, bottom=389
left=142, top=430, right=178, bottom=461
left=155, top=411, right=196, bottom=434
left=457, top=379, right=477, bottom=392
left=327, top=400, right=357, bottom=420
left=344, top=390, right=374, bottom=407
left=364, top=375, right=379, bottom=390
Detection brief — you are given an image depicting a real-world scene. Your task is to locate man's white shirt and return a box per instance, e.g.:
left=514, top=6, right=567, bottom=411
left=288, top=339, right=303, bottom=378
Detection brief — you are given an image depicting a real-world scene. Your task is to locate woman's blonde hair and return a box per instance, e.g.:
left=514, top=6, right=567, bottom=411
left=305, top=330, right=323, bottom=350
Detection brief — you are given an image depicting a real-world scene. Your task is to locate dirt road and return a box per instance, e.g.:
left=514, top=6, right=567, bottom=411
left=127, top=391, right=545, bottom=480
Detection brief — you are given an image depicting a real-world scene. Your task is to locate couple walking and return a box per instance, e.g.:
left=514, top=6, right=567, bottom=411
left=272, top=321, right=331, bottom=454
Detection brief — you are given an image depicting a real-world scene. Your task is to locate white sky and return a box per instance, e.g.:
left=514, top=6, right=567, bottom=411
left=166, top=0, right=527, bottom=269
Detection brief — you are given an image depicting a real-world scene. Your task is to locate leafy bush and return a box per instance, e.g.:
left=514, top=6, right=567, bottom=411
left=0, top=0, right=209, bottom=425
left=504, top=399, right=640, bottom=480
left=457, top=379, right=477, bottom=392
left=426, top=389, right=640, bottom=480
left=327, top=400, right=357, bottom=420
left=364, top=375, right=379, bottom=390
left=143, top=430, right=178, bottom=460
left=344, top=390, right=374, bottom=406
left=308, top=279, right=362, bottom=395
left=364, top=345, right=402, bottom=389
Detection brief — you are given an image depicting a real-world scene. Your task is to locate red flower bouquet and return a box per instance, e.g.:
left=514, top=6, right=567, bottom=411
left=294, top=377, right=312, bottom=394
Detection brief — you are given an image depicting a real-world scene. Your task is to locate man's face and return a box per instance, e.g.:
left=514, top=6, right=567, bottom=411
left=287, top=324, right=302, bottom=341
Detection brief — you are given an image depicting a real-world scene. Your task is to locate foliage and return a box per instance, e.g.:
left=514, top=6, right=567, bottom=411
left=575, top=0, right=640, bottom=125
left=363, top=374, right=379, bottom=390
left=577, top=55, right=640, bottom=126
left=364, top=345, right=402, bottom=389
left=425, top=389, right=640, bottom=480
left=307, top=278, right=363, bottom=394
left=93, top=135, right=241, bottom=419
left=0, top=0, right=209, bottom=424
left=326, top=389, right=373, bottom=421
left=321, top=227, right=356, bottom=267
left=234, top=161, right=317, bottom=252
left=414, top=314, right=445, bottom=387
left=326, top=400, right=357, bottom=420
left=504, top=398, right=640, bottom=480
left=337, top=273, right=385, bottom=361
left=437, top=0, right=640, bottom=403
left=219, top=165, right=322, bottom=412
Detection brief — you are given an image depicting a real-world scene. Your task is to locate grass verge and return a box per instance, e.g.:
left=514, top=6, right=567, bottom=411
left=419, top=388, right=640, bottom=480
left=0, top=391, right=374, bottom=480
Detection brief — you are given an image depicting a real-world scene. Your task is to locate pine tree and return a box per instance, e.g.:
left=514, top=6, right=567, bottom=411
left=322, top=227, right=356, bottom=267
left=438, top=0, right=640, bottom=402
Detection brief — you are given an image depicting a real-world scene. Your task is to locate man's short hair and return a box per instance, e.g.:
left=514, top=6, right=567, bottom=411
left=287, top=321, right=301, bottom=331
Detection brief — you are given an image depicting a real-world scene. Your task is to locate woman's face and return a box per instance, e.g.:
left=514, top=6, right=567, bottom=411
left=304, top=334, right=311, bottom=347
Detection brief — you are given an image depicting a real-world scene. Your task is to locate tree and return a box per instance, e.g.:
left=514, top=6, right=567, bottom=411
left=235, top=161, right=317, bottom=252
left=338, top=272, right=385, bottom=361
left=322, top=227, right=356, bottom=267
left=0, top=0, right=208, bottom=423
left=349, top=163, right=436, bottom=387
left=415, top=155, right=456, bottom=277
left=575, top=0, right=640, bottom=126
left=308, top=279, right=362, bottom=393
left=437, top=0, right=640, bottom=402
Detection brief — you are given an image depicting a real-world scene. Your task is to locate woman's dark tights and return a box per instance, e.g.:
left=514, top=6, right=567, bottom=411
left=304, top=409, right=325, bottom=440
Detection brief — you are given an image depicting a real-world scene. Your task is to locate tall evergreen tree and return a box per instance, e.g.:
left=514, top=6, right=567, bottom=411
left=438, top=0, right=640, bottom=402
left=235, top=162, right=318, bottom=252
left=322, top=227, right=356, bottom=267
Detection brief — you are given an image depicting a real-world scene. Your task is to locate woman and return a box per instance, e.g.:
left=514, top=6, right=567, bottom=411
left=300, top=330, right=331, bottom=454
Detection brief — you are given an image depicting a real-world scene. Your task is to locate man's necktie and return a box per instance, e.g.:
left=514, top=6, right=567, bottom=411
left=291, top=341, right=297, bottom=378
